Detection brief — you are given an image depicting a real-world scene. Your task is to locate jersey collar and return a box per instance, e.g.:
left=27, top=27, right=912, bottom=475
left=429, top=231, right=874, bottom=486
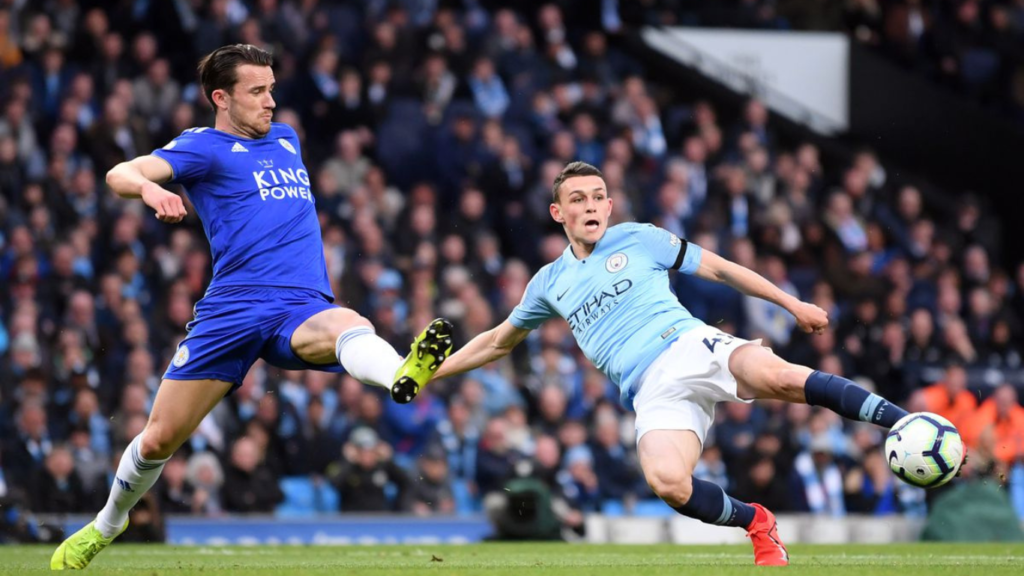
left=563, top=230, right=609, bottom=264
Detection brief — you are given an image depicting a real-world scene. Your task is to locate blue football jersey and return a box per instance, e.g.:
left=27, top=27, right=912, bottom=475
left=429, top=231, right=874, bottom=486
left=152, top=123, right=331, bottom=298
left=509, top=223, right=706, bottom=410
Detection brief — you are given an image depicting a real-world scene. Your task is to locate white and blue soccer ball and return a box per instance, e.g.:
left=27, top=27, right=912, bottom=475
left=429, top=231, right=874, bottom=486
left=885, top=412, right=964, bottom=488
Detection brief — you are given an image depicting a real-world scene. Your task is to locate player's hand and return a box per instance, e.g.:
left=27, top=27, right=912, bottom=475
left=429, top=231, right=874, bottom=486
left=141, top=183, right=187, bottom=223
left=792, top=301, right=829, bottom=334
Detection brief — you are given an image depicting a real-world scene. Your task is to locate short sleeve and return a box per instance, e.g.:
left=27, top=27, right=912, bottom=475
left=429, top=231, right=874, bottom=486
left=508, top=268, right=556, bottom=330
left=151, top=129, right=211, bottom=187
left=627, top=223, right=703, bottom=274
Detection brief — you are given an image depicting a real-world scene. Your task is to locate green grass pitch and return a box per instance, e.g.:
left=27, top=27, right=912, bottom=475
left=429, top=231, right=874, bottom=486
left=5, top=542, right=1023, bottom=575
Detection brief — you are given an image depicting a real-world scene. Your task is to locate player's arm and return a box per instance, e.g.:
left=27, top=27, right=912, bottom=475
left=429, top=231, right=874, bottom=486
left=430, top=320, right=531, bottom=381
left=106, top=155, right=188, bottom=223
left=693, top=248, right=828, bottom=333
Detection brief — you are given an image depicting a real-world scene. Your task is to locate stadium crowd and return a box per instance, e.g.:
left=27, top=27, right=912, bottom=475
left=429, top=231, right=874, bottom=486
left=1, top=0, right=1024, bottom=541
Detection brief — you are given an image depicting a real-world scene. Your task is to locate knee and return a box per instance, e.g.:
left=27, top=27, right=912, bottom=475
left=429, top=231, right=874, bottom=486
left=646, top=465, right=693, bottom=507
left=139, top=426, right=178, bottom=461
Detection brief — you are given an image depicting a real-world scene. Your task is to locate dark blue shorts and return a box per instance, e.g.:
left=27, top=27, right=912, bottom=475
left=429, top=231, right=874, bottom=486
left=163, top=286, right=344, bottom=391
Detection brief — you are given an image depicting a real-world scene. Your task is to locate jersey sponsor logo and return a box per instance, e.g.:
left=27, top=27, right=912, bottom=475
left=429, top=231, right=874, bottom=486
left=252, top=168, right=314, bottom=203
left=605, top=253, right=628, bottom=273
left=567, top=278, right=633, bottom=334
left=278, top=138, right=297, bottom=154
left=231, top=142, right=249, bottom=152
left=258, top=159, right=273, bottom=169
left=173, top=344, right=190, bottom=367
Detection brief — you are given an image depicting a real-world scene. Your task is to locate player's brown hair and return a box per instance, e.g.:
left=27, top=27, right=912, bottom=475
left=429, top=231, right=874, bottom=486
left=551, top=161, right=604, bottom=203
left=198, top=44, right=274, bottom=108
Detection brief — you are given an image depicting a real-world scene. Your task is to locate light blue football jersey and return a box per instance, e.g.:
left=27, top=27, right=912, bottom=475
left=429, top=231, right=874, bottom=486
left=151, top=123, right=331, bottom=298
left=509, top=223, right=706, bottom=410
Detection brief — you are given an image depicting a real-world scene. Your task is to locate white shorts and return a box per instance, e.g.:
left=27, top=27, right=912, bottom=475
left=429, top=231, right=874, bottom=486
left=633, top=324, right=759, bottom=448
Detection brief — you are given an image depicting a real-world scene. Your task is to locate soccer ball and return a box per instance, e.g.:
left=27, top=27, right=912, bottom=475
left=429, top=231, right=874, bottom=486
left=885, top=412, right=964, bottom=488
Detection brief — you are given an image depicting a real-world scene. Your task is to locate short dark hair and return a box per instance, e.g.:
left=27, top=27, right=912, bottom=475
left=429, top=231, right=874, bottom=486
left=198, top=44, right=274, bottom=108
left=551, top=161, right=603, bottom=202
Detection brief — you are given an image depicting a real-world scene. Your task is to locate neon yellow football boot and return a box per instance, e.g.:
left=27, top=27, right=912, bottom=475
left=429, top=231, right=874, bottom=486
left=391, top=318, right=454, bottom=403
left=50, top=519, right=128, bottom=570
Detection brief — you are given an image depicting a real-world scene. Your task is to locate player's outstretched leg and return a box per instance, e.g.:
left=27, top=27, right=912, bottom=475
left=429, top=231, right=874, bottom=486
left=730, top=345, right=909, bottom=428
left=640, top=430, right=788, bottom=566
left=50, top=520, right=128, bottom=570
left=391, top=318, right=454, bottom=403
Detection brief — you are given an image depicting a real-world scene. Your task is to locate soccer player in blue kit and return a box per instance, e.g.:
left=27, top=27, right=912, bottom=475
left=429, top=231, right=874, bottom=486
left=50, top=45, right=452, bottom=569
left=429, top=162, right=918, bottom=566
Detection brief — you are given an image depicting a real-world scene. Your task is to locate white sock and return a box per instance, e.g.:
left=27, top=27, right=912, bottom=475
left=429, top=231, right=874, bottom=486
left=95, top=434, right=169, bottom=538
left=335, top=326, right=404, bottom=389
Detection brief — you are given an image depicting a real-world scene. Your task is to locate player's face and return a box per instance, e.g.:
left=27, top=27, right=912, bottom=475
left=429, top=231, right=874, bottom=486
left=550, top=175, right=613, bottom=246
left=221, top=64, right=276, bottom=138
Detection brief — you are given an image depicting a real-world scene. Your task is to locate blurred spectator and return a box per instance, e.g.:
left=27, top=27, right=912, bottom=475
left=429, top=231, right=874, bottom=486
left=221, top=436, right=283, bottom=513
left=1, top=400, right=53, bottom=493
left=410, top=443, right=455, bottom=516
left=475, top=417, right=522, bottom=496
left=327, top=427, right=410, bottom=513
left=733, top=454, right=792, bottom=513
left=961, top=384, right=1024, bottom=465
left=588, top=405, right=643, bottom=502
left=915, top=362, right=978, bottom=431
left=155, top=455, right=194, bottom=515
left=791, top=434, right=846, bottom=516
left=30, top=445, right=86, bottom=514
left=430, top=394, right=480, bottom=486
left=185, top=452, right=224, bottom=516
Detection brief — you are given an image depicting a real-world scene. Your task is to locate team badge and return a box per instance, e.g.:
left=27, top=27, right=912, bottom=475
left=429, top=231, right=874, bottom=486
left=278, top=138, right=296, bottom=154
left=173, top=344, right=190, bottom=367
left=606, top=253, right=628, bottom=273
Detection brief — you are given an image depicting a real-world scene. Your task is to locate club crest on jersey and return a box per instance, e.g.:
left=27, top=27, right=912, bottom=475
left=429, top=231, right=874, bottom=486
left=606, top=253, right=628, bottom=273
left=278, top=138, right=296, bottom=154
left=172, top=345, right=190, bottom=367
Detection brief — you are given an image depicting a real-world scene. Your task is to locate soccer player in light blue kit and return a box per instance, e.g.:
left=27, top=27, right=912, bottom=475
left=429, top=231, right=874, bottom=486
left=50, top=45, right=452, bottom=570
left=431, top=161, right=917, bottom=566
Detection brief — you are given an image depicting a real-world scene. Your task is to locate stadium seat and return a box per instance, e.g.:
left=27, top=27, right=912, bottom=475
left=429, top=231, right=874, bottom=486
left=452, top=479, right=482, bottom=515
left=632, top=499, right=673, bottom=517
left=601, top=500, right=625, bottom=517
left=315, top=480, right=340, bottom=513
left=275, top=476, right=316, bottom=518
